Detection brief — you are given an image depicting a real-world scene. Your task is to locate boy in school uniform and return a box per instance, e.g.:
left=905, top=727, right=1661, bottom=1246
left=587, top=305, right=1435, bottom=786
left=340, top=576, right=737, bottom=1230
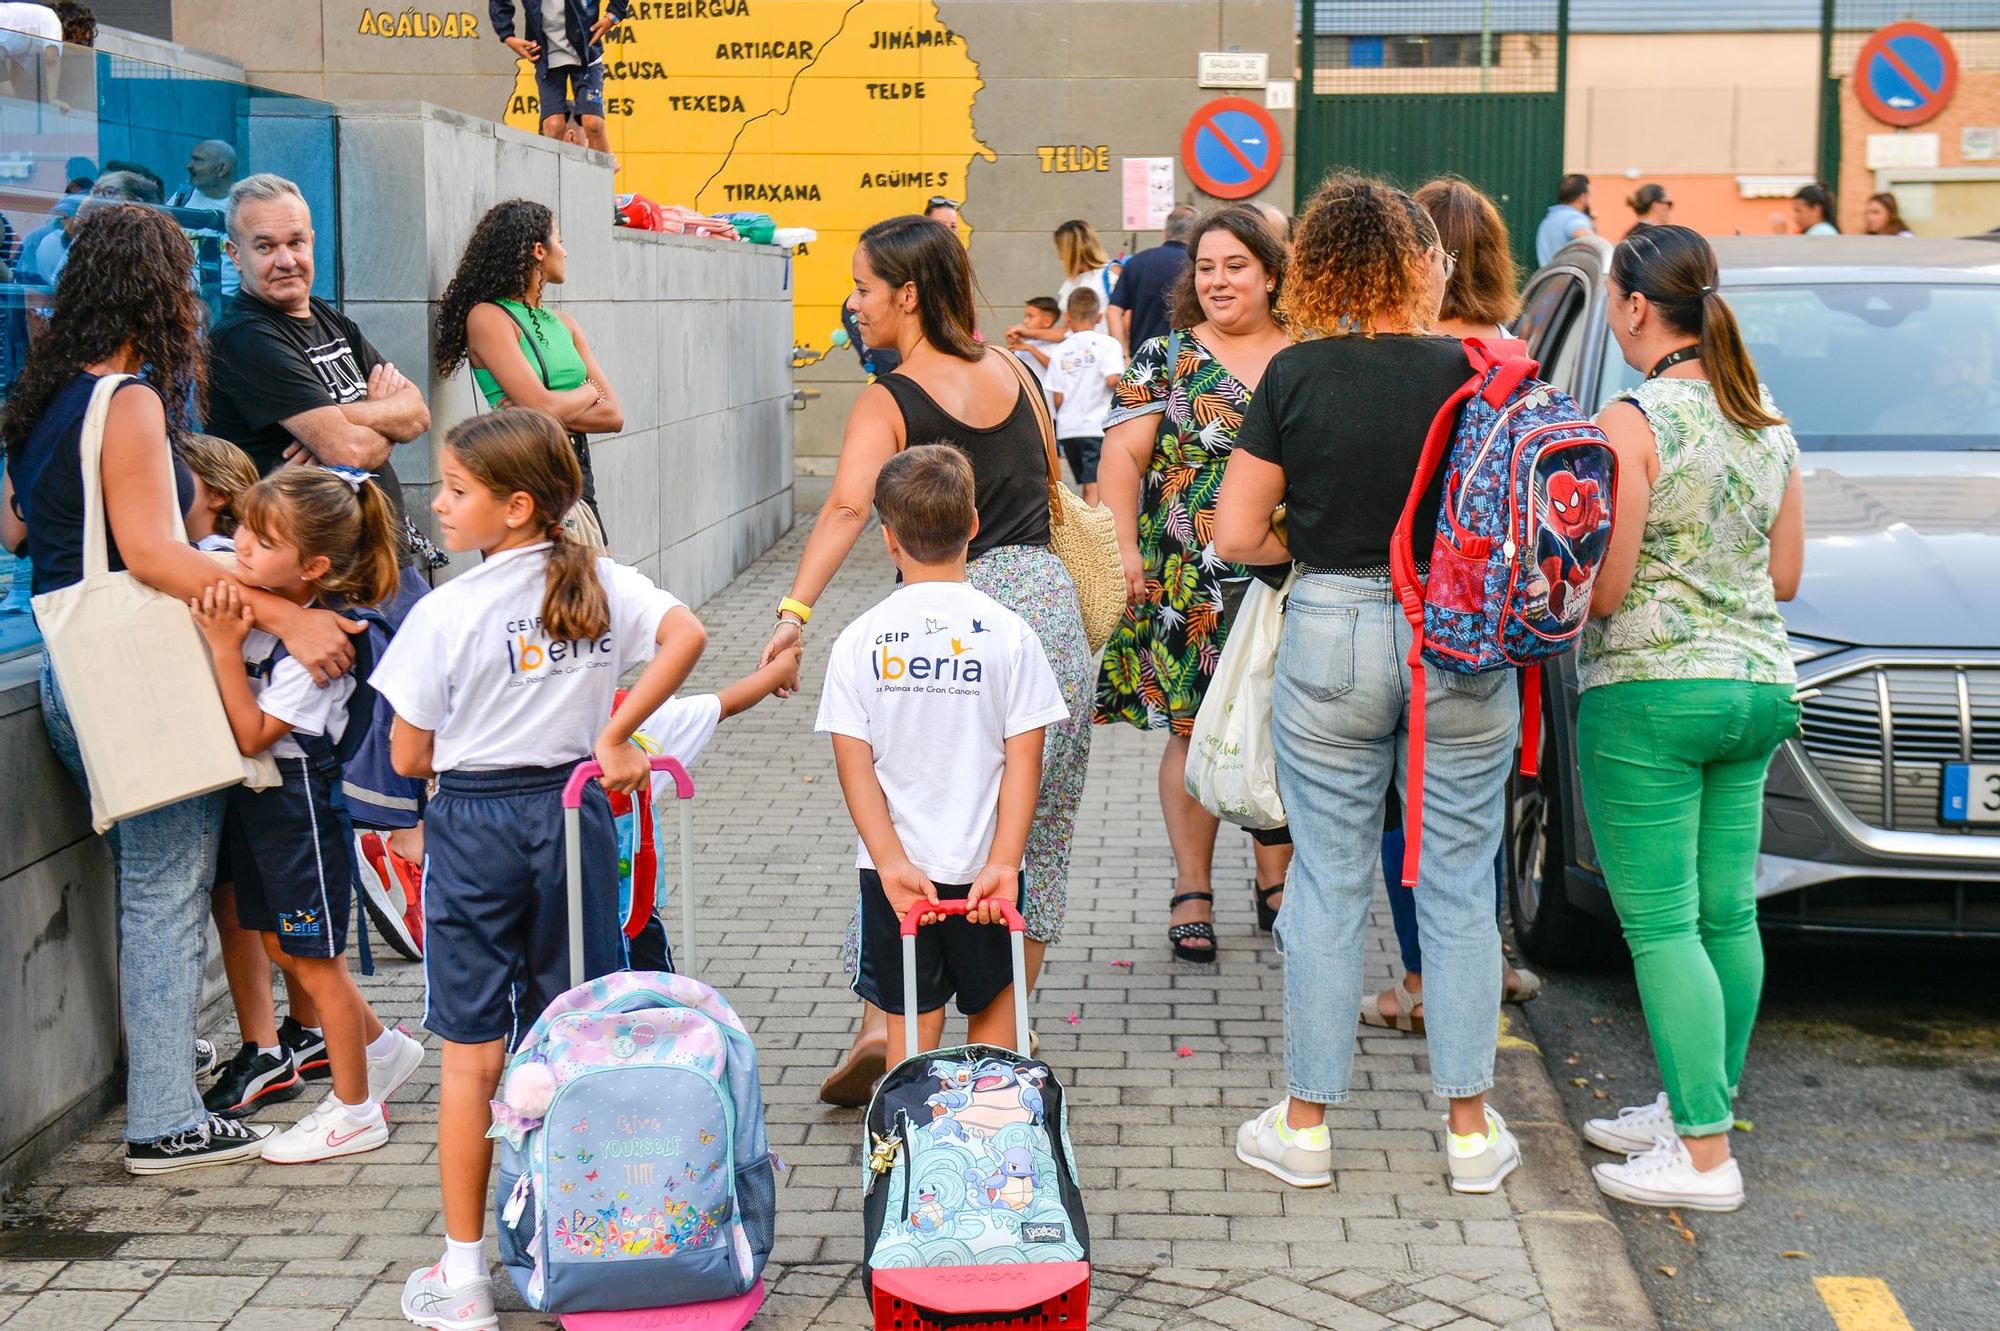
left=816, top=447, right=1070, bottom=1054
left=1044, top=287, right=1125, bottom=507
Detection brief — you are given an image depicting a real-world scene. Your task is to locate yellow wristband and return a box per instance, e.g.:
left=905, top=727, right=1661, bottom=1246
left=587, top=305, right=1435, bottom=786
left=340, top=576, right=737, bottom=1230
left=778, top=597, right=813, bottom=625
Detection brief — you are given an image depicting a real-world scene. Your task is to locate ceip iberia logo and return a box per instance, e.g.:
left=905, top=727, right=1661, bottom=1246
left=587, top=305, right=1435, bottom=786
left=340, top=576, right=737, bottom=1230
left=504, top=617, right=617, bottom=684
left=872, top=627, right=984, bottom=684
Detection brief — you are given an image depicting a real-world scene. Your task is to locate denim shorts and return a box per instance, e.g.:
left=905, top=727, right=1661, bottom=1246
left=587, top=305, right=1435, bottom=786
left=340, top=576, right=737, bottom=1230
left=536, top=60, right=605, bottom=118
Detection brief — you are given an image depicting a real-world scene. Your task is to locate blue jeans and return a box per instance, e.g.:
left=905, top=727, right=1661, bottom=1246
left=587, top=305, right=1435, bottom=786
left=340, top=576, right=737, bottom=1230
left=1382, top=829, right=1505, bottom=977
left=1271, top=574, right=1519, bottom=1102
left=41, top=656, right=222, bottom=1142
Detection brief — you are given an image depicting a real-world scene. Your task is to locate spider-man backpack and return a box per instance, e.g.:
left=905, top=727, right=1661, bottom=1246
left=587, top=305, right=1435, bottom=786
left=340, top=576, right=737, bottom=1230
left=1388, top=338, right=1617, bottom=886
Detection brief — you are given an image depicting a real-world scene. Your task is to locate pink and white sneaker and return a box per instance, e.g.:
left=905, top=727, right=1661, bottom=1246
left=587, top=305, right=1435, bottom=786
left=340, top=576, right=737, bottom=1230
left=400, top=1260, right=498, bottom=1331
left=260, top=1096, right=389, bottom=1164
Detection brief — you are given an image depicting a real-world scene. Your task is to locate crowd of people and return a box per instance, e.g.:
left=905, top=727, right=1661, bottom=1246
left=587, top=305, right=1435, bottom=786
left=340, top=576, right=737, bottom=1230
left=2, top=148, right=1809, bottom=1323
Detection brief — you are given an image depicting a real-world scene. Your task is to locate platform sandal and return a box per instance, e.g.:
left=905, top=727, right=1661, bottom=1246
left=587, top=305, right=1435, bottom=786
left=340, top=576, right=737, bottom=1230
left=1253, top=880, right=1285, bottom=933
left=1168, top=889, right=1218, bottom=962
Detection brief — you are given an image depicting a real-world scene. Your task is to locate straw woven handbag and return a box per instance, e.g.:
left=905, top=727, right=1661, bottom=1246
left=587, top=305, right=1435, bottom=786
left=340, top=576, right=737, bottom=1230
left=998, top=350, right=1124, bottom=653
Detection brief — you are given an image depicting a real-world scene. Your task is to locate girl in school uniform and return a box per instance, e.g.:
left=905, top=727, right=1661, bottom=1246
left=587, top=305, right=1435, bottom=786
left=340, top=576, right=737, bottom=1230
left=189, top=468, right=428, bottom=1166
left=371, top=410, right=709, bottom=1329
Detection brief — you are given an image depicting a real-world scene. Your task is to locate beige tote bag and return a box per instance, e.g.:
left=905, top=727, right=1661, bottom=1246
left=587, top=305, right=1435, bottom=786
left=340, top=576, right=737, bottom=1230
left=32, top=374, right=266, bottom=831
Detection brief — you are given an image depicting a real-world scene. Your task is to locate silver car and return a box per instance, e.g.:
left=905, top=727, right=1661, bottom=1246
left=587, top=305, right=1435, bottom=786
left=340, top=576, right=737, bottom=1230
left=1508, top=236, right=2000, bottom=963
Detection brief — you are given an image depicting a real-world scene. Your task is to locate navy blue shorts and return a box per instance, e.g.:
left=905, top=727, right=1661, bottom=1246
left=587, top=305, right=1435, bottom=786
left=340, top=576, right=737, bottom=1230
left=1058, top=436, right=1103, bottom=486
left=225, top=755, right=354, bottom=960
left=422, top=765, right=624, bottom=1047
left=536, top=61, right=605, bottom=119
left=852, top=870, right=1018, bottom=1017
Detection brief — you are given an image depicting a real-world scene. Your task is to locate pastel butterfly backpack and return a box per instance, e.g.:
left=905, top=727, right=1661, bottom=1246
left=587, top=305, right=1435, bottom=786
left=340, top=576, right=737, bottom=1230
left=489, top=759, right=776, bottom=1319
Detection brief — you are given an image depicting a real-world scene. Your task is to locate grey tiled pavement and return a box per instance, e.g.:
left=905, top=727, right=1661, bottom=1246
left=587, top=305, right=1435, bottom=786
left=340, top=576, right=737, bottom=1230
left=0, top=508, right=1557, bottom=1330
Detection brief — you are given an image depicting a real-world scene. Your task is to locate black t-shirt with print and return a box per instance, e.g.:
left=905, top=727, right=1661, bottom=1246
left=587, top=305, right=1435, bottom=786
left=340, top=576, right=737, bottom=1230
left=1234, top=335, right=1471, bottom=570
left=205, top=291, right=413, bottom=554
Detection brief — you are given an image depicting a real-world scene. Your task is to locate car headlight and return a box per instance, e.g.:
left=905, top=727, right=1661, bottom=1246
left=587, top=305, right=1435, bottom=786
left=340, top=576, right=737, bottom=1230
left=1786, top=634, right=1845, bottom=665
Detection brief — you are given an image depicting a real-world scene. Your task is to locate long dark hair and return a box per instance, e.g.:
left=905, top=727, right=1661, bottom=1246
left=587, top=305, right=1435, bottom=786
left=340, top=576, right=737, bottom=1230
left=434, top=198, right=555, bottom=377
left=857, top=215, right=981, bottom=361
left=2, top=204, right=206, bottom=458
left=1168, top=204, right=1289, bottom=330
left=441, top=410, right=606, bottom=641
left=1611, top=224, right=1784, bottom=433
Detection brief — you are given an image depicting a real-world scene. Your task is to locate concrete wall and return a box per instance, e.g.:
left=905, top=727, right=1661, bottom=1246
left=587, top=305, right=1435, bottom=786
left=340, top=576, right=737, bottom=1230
left=0, top=103, right=793, bottom=1193
left=336, top=103, right=795, bottom=604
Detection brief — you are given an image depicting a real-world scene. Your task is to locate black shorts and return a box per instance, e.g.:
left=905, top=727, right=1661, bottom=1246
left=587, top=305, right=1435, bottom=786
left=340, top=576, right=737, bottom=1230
left=421, top=765, right=624, bottom=1048
left=853, top=870, right=1016, bottom=1017
left=1058, top=436, right=1103, bottom=486
left=225, top=756, right=355, bottom=960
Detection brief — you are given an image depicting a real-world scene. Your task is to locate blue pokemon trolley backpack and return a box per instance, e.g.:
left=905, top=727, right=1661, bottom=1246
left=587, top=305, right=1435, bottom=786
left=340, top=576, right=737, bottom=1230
left=1389, top=337, right=1617, bottom=885
left=862, top=902, right=1091, bottom=1330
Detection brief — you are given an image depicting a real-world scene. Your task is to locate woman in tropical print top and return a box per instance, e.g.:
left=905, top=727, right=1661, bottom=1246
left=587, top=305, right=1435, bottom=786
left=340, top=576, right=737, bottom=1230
left=1096, top=205, right=1294, bottom=962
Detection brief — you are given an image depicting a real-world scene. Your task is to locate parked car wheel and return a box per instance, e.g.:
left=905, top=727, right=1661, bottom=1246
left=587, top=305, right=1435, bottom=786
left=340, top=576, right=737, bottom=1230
left=1507, top=738, right=1618, bottom=968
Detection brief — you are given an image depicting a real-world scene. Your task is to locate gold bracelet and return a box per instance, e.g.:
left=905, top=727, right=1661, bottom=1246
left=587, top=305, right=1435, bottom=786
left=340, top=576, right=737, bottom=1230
left=778, top=596, right=813, bottom=625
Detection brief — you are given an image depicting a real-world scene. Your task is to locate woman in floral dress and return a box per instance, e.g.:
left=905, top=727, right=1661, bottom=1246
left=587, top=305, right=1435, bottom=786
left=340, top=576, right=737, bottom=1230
left=1098, top=205, right=1295, bottom=961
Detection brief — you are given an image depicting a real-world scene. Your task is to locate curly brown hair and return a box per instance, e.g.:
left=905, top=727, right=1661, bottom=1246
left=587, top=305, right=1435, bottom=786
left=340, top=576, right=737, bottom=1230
left=1283, top=172, right=1438, bottom=337
left=1167, top=205, right=1289, bottom=331
left=434, top=199, right=555, bottom=378
left=2, top=203, right=206, bottom=458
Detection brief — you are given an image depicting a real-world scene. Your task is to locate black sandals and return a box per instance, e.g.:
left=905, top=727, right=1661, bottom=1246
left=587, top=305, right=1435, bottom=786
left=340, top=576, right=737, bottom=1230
left=1254, top=881, right=1285, bottom=933
left=1168, top=889, right=1218, bottom=962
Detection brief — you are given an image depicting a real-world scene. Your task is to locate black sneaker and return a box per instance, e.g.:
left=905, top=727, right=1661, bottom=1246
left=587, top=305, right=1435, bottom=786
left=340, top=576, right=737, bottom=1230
left=202, top=1043, right=303, bottom=1119
left=125, top=1113, right=272, bottom=1175
left=194, top=1037, right=221, bottom=1080
left=280, top=1017, right=331, bottom=1082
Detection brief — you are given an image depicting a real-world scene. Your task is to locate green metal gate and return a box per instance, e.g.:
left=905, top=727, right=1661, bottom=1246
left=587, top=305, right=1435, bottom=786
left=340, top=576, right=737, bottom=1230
left=1297, top=1, right=1569, bottom=272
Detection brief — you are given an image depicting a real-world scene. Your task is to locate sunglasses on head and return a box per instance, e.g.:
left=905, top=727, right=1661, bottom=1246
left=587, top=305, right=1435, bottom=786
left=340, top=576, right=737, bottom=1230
left=928, top=196, right=960, bottom=211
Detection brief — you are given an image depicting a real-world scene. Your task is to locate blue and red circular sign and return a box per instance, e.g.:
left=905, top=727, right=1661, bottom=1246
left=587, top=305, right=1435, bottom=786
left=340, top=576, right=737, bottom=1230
left=1854, top=21, right=1958, bottom=127
left=1181, top=97, right=1283, bottom=200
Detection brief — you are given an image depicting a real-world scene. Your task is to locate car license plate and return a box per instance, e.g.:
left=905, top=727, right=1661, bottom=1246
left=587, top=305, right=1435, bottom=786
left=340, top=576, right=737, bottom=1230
left=1941, top=763, right=2000, bottom=824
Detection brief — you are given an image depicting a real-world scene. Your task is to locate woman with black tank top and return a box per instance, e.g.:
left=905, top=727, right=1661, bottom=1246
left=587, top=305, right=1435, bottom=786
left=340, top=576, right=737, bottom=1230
left=1213, top=175, right=1527, bottom=1197
left=757, top=216, right=1093, bottom=1105
left=2, top=205, right=362, bottom=1175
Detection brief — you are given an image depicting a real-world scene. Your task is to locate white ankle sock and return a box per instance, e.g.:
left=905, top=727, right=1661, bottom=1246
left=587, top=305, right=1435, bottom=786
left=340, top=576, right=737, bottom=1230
left=301, top=1025, right=324, bottom=1039
left=443, top=1236, right=485, bottom=1285
left=336, top=1095, right=379, bottom=1123
left=365, top=1027, right=401, bottom=1059
left=256, top=1044, right=280, bottom=1058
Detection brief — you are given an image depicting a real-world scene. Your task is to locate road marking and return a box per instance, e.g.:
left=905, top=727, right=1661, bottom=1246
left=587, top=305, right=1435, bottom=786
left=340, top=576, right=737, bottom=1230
left=1497, top=1012, right=1540, bottom=1053
left=1815, top=1277, right=1915, bottom=1331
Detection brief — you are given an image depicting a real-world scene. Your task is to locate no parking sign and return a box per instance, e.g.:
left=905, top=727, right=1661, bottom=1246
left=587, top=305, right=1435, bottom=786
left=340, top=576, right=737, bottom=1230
left=1854, top=21, right=1959, bottom=128
left=1181, top=97, right=1283, bottom=200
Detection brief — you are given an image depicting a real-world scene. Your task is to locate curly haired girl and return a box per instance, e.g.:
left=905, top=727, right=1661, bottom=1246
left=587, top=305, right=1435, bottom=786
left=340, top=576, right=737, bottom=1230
left=434, top=198, right=624, bottom=538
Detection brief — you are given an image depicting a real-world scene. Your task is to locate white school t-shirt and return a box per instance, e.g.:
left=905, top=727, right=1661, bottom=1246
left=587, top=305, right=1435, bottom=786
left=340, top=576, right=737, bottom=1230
left=243, top=626, right=355, bottom=761
left=371, top=542, right=682, bottom=773
left=638, top=692, right=723, bottom=800
left=815, top=581, right=1070, bottom=885
left=1046, top=331, right=1126, bottom=440
left=1056, top=264, right=1118, bottom=334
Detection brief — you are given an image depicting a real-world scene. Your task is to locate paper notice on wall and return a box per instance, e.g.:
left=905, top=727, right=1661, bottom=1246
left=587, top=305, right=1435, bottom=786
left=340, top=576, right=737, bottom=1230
left=1123, top=157, right=1177, bottom=231
left=1866, top=132, right=1939, bottom=170
left=1963, top=127, right=1999, bottom=161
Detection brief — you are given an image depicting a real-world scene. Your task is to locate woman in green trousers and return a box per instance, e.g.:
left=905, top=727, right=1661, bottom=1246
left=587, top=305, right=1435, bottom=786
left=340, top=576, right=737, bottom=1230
left=1577, top=225, right=1806, bottom=1213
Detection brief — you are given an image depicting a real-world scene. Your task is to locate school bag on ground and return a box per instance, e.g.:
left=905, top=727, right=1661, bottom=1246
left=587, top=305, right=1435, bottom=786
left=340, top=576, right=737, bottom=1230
left=1388, top=337, right=1617, bottom=885
left=490, top=756, right=776, bottom=1324
left=861, top=901, right=1091, bottom=1331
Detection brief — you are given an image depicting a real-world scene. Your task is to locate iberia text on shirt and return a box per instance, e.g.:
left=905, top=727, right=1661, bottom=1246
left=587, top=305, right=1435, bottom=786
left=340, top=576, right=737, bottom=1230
left=815, top=581, right=1070, bottom=885
left=370, top=542, right=683, bottom=772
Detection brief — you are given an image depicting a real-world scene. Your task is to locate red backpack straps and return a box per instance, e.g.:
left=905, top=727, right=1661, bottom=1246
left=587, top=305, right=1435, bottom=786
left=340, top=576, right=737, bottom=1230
left=1389, top=346, right=1488, bottom=888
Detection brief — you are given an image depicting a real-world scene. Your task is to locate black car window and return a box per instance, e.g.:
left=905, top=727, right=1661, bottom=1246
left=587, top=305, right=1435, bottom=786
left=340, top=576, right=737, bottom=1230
left=1517, top=273, right=1589, bottom=395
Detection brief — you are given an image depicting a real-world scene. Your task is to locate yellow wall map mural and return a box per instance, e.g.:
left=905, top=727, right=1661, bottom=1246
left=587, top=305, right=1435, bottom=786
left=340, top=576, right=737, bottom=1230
left=505, top=0, right=993, bottom=363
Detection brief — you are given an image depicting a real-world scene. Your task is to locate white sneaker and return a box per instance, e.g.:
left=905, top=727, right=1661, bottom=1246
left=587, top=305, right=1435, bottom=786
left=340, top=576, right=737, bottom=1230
left=400, top=1259, right=498, bottom=1331
left=1585, top=1091, right=1677, bottom=1154
left=1593, top=1135, right=1744, bottom=1213
left=1235, top=1101, right=1333, bottom=1188
left=1446, top=1105, right=1522, bottom=1195
left=260, top=1095, right=389, bottom=1164
left=368, top=1026, right=427, bottom=1104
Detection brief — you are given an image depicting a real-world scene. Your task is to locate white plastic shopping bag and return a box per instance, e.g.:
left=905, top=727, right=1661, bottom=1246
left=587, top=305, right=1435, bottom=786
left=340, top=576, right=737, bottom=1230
left=1184, top=570, right=1295, bottom=830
